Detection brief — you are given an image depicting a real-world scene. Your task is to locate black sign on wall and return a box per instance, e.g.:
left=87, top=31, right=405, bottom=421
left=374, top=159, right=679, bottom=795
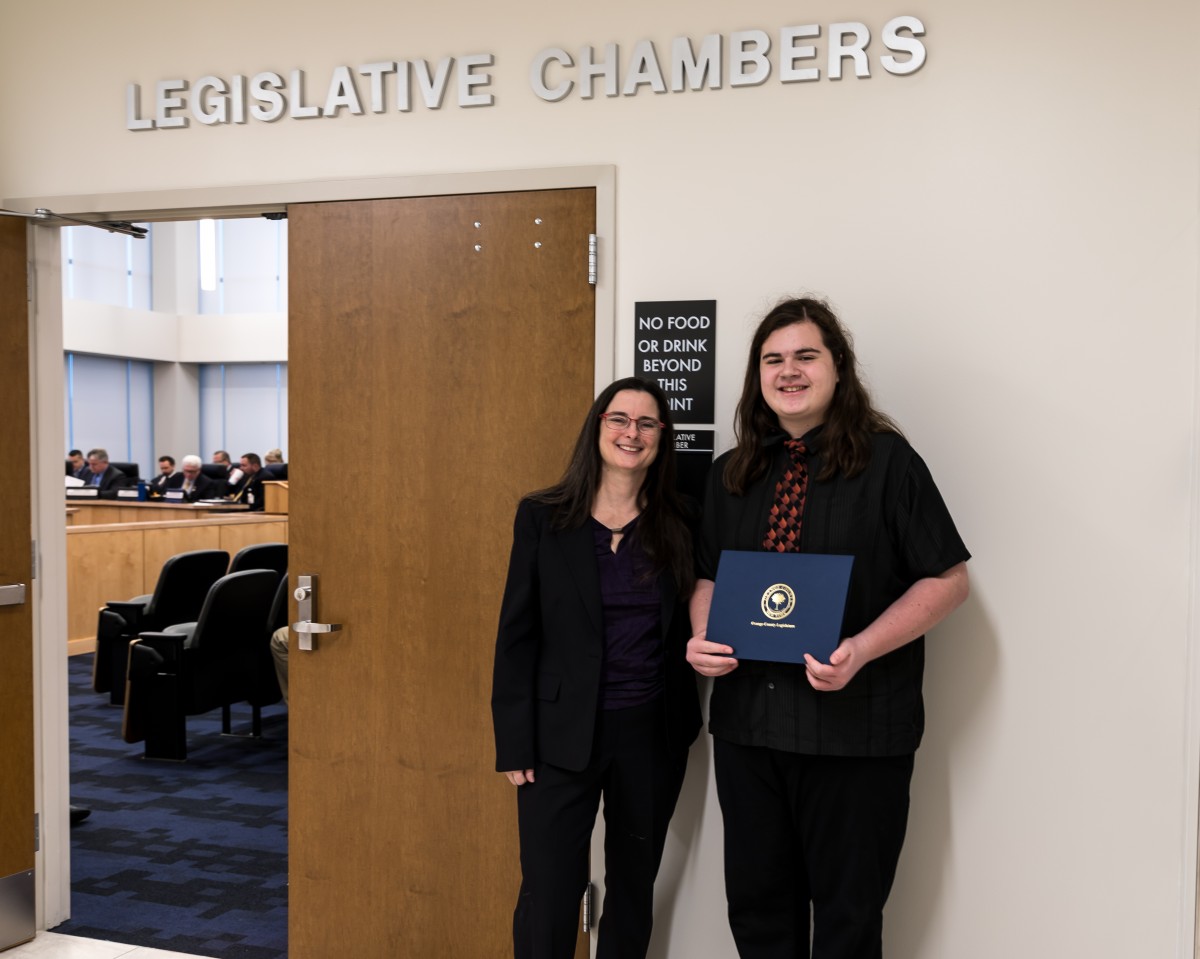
left=633, top=299, right=715, bottom=423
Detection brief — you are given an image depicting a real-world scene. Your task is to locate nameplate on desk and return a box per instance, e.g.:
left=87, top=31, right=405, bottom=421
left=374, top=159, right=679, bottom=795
left=66, top=488, right=99, bottom=498
left=164, top=490, right=185, bottom=501
left=116, top=488, right=140, bottom=499
left=197, top=498, right=234, bottom=505
left=708, top=550, right=854, bottom=665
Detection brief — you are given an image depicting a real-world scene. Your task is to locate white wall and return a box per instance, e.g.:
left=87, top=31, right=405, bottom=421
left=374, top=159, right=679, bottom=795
left=61, top=219, right=287, bottom=467
left=153, top=361, right=201, bottom=465
left=62, top=303, right=287, bottom=363
left=61, top=299, right=287, bottom=471
left=3, top=2, right=1198, bottom=957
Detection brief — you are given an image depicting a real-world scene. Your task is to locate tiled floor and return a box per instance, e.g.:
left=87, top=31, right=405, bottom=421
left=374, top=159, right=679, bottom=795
left=4, top=932, right=204, bottom=959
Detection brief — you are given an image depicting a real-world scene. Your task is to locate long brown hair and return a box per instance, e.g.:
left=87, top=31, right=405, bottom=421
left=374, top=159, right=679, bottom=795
left=528, top=377, right=695, bottom=594
left=724, top=297, right=901, bottom=493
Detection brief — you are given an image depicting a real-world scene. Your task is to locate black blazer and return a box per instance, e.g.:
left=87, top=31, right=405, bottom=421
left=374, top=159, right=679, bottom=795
left=491, top=498, right=701, bottom=773
left=148, top=471, right=175, bottom=494
left=165, top=472, right=223, bottom=502
left=228, top=472, right=265, bottom=511
left=79, top=465, right=129, bottom=492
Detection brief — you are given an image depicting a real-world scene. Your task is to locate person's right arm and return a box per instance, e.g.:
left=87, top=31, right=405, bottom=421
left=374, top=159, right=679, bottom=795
left=492, top=500, right=542, bottom=783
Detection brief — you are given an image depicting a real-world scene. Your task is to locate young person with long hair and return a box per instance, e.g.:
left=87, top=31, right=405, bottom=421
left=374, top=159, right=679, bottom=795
left=492, top=376, right=700, bottom=959
left=687, top=297, right=971, bottom=959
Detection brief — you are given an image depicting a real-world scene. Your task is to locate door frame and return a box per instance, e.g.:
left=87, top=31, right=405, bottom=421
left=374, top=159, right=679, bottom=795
left=20, top=164, right=616, bottom=929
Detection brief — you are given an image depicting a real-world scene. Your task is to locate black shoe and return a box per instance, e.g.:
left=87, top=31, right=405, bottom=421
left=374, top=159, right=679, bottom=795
left=69, top=805, right=91, bottom=827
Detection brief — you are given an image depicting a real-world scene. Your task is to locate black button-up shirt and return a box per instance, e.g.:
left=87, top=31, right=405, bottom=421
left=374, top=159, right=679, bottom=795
left=697, top=429, right=970, bottom=757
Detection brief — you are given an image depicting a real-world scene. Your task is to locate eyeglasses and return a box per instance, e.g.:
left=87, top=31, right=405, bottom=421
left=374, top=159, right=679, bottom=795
left=600, top=412, right=664, bottom=435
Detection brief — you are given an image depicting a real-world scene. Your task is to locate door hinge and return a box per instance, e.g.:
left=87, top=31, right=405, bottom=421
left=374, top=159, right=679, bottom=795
left=582, top=880, right=594, bottom=932
left=34, top=812, right=39, bottom=852
left=587, top=234, right=597, bottom=287
left=31, top=539, right=38, bottom=580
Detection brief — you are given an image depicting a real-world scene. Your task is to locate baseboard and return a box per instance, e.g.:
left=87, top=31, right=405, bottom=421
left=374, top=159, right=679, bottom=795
left=68, top=637, right=96, bottom=657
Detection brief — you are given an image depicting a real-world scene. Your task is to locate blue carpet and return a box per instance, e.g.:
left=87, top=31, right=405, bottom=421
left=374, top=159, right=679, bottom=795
left=53, top=654, right=288, bottom=959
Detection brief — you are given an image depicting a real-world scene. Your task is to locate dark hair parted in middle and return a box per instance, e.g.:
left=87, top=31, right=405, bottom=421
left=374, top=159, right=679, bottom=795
left=528, top=376, right=694, bottom=596
left=724, top=297, right=902, bottom=494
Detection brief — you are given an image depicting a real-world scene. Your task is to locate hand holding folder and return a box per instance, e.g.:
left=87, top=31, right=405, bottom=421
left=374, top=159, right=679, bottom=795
left=706, top=551, right=854, bottom=665
left=686, top=622, right=739, bottom=676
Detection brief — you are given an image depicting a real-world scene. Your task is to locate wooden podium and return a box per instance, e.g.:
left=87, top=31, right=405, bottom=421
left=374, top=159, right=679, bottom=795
left=263, top=480, right=289, bottom=514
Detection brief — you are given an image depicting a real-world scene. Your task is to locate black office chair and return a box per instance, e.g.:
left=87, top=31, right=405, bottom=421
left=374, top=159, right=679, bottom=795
left=200, top=463, right=229, bottom=482
left=166, top=571, right=289, bottom=725
left=122, top=569, right=281, bottom=760
left=110, top=461, right=140, bottom=481
left=93, top=549, right=231, bottom=705
left=262, top=462, right=288, bottom=480
left=229, top=542, right=288, bottom=579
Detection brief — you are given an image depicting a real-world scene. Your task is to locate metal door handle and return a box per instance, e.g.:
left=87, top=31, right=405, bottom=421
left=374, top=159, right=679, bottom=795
left=0, top=584, right=27, bottom=607
left=294, top=621, right=342, bottom=634
left=291, top=574, right=342, bottom=651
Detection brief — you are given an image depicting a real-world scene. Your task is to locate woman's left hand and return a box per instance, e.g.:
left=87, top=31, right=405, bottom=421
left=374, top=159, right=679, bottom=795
left=804, top=637, right=864, bottom=692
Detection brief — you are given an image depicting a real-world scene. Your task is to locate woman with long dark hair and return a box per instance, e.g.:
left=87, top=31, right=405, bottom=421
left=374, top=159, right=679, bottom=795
left=492, top=376, right=700, bottom=959
left=687, top=297, right=971, bottom=959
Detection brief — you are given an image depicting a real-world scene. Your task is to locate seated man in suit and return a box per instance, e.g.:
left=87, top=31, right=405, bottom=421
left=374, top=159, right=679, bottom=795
left=148, top=455, right=176, bottom=496
left=67, top=449, right=86, bottom=478
left=228, top=452, right=265, bottom=510
left=166, top=455, right=223, bottom=502
left=80, top=449, right=129, bottom=491
left=270, top=626, right=289, bottom=704
left=211, top=449, right=244, bottom=490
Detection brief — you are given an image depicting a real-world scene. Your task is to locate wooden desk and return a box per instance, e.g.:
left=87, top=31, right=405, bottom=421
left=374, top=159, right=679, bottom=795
left=66, top=499, right=252, bottom=526
left=67, top=513, right=289, bottom=655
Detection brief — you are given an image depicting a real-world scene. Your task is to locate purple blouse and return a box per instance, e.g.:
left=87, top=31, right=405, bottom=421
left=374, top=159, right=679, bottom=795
left=591, top=516, right=664, bottom=710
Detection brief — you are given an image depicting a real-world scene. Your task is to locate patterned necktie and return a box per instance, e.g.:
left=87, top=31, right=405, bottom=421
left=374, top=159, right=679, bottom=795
left=762, top=439, right=808, bottom=552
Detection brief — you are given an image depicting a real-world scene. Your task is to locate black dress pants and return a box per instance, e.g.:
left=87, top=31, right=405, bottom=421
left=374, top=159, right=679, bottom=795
left=513, top=699, right=687, bottom=959
left=713, top=738, right=914, bottom=959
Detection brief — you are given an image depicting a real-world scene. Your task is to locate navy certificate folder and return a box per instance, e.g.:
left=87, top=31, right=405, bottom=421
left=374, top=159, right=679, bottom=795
left=708, top=550, right=854, bottom=664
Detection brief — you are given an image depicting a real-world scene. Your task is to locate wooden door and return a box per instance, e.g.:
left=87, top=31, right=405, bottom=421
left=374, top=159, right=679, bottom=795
left=288, top=190, right=596, bottom=957
left=0, top=217, right=35, bottom=949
